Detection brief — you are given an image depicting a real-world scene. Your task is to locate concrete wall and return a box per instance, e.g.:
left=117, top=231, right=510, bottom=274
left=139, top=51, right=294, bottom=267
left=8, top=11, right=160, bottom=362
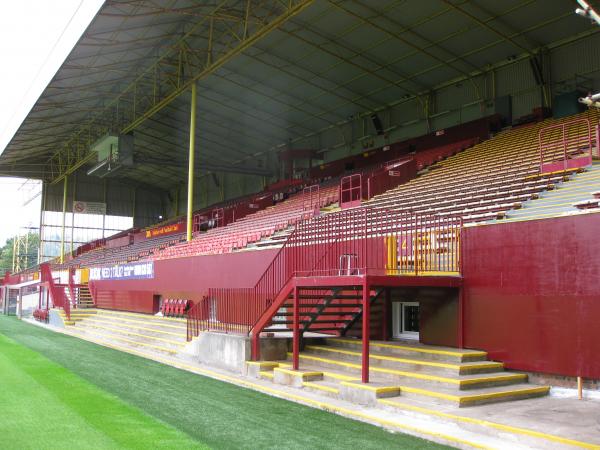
left=189, top=332, right=287, bottom=374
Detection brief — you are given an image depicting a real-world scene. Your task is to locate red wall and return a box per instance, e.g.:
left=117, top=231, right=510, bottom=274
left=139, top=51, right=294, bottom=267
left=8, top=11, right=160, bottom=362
left=90, top=249, right=278, bottom=312
left=462, top=214, right=600, bottom=379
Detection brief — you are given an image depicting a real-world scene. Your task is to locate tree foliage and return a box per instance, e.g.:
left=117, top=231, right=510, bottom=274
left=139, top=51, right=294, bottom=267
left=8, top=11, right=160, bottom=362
left=0, top=233, right=40, bottom=274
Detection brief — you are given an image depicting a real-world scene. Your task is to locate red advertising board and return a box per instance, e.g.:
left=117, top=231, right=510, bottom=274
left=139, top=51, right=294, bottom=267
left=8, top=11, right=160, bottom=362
left=145, top=222, right=183, bottom=239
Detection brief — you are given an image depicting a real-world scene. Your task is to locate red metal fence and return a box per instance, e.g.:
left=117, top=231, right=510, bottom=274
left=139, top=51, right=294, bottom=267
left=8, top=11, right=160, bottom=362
left=339, top=174, right=363, bottom=208
left=187, top=207, right=462, bottom=340
left=539, top=118, right=594, bottom=174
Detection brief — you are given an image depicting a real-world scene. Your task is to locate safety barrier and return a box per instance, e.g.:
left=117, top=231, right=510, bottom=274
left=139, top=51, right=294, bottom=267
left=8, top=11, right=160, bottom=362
left=40, top=263, right=70, bottom=321
left=539, top=118, right=594, bottom=174
left=186, top=207, right=462, bottom=340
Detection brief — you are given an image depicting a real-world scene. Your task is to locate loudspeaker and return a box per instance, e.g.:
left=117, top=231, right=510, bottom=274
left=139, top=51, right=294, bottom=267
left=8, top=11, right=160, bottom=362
left=371, top=113, right=385, bottom=136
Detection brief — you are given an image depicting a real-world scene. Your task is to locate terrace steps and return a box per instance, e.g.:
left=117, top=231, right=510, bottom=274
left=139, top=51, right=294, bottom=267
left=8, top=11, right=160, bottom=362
left=248, top=338, right=549, bottom=408
left=61, top=308, right=189, bottom=356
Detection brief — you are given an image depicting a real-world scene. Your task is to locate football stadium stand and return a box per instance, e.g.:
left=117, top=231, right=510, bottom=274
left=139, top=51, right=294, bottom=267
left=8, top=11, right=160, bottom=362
left=2, top=3, right=600, bottom=445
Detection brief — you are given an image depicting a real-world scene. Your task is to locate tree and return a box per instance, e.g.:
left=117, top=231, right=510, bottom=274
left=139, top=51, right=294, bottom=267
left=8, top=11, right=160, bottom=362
left=0, top=233, right=40, bottom=274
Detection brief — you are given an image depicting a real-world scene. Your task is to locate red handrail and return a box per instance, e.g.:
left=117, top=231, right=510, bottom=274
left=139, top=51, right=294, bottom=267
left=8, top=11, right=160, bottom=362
left=539, top=118, right=593, bottom=174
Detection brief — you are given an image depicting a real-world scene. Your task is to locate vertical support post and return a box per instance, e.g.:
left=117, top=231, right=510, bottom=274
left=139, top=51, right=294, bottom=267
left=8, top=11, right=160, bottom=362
left=578, top=376, right=583, bottom=400
left=292, top=286, right=300, bottom=370
left=60, top=175, right=68, bottom=264
left=362, top=280, right=370, bottom=383
left=70, top=176, right=75, bottom=253
left=38, top=181, right=45, bottom=265
left=102, top=179, right=107, bottom=238
left=186, top=82, right=197, bottom=242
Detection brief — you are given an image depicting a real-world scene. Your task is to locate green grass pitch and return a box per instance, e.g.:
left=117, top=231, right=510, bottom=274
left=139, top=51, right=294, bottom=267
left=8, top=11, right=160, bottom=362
left=0, top=316, right=450, bottom=449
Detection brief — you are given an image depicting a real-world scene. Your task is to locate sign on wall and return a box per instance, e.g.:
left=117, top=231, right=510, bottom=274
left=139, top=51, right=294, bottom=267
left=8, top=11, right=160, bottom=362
left=73, top=201, right=107, bottom=215
left=145, top=222, right=183, bottom=238
left=89, top=261, right=154, bottom=281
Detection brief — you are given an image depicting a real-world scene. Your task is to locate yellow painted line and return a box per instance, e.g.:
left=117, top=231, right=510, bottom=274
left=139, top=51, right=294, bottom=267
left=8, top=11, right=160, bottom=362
left=397, top=385, right=550, bottom=405
left=378, top=399, right=600, bottom=450
left=79, top=323, right=186, bottom=347
left=82, top=318, right=185, bottom=338
left=306, top=346, right=501, bottom=371
left=56, top=329, right=490, bottom=450
left=322, top=371, right=360, bottom=382
left=66, top=329, right=178, bottom=354
left=332, top=338, right=487, bottom=359
left=292, top=353, right=466, bottom=384
left=460, top=373, right=527, bottom=386
left=259, top=371, right=274, bottom=379
left=91, top=314, right=187, bottom=331
left=97, top=309, right=186, bottom=323
left=302, top=381, right=339, bottom=394
left=274, top=367, right=322, bottom=378
left=457, top=386, right=550, bottom=405
left=246, top=361, right=280, bottom=369
left=341, top=381, right=399, bottom=394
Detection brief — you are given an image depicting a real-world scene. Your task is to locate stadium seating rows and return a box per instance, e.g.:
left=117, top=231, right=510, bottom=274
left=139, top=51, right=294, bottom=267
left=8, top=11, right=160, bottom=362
left=365, top=110, right=600, bottom=223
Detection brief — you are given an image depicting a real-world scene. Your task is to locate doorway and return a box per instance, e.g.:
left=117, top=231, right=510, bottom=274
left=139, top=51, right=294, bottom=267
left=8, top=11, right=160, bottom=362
left=392, top=301, right=419, bottom=340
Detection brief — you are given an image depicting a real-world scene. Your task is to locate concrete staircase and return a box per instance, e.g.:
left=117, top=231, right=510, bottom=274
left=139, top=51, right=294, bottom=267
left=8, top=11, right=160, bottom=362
left=76, top=285, right=95, bottom=308
left=61, top=309, right=189, bottom=357
left=248, top=338, right=549, bottom=408
left=504, top=162, right=600, bottom=222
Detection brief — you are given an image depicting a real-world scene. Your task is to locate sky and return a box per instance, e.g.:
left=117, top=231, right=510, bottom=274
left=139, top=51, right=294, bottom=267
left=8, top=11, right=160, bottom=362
left=0, top=0, right=104, bottom=247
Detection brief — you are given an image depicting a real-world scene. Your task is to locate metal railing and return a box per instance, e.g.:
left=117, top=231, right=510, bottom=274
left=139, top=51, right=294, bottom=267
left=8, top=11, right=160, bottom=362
left=40, top=263, right=70, bottom=321
left=186, top=207, right=462, bottom=340
left=539, top=118, right=594, bottom=174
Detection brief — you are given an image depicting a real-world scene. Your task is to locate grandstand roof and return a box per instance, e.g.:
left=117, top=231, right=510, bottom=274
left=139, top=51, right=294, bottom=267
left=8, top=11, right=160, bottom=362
left=0, top=0, right=595, bottom=190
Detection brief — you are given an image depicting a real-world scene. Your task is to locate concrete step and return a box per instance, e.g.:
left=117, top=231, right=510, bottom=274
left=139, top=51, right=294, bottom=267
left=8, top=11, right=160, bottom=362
left=75, top=321, right=186, bottom=351
left=322, top=338, right=488, bottom=363
left=301, top=379, right=341, bottom=398
left=387, top=382, right=550, bottom=408
left=78, top=316, right=187, bottom=342
left=94, top=309, right=187, bottom=327
left=301, top=345, right=501, bottom=375
left=68, top=325, right=183, bottom=356
left=289, top=352, right=525, bottom=390
left=91, top=313, right=188, bottom=334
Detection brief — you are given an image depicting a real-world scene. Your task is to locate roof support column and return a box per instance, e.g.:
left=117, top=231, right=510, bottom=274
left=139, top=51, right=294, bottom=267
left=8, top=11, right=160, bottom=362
left=187, top=82, right=197, bottom=242
left=60, top=175, right=68, bottom=264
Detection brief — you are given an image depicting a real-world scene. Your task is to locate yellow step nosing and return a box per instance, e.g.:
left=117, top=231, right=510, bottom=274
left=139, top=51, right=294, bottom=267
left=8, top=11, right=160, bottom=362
left=340, top=381, right=400, bottom=394
left=82, top=318, right=185, bottom=338
left=290, top=353, right=483, bottom=385
left=97, top=309, right=186, bottom=323
left=456, top=386, right=550, bottom=404
left=302, top=381, right=340, bottom=394
left=305, top=346, right=500, bottom=371
left=274, top=367, right=322, bottom=378
left=396, top=385, right=549, bottom=404
left=322, top=371, right=360, bottom=382
left=332, top=338, right=487, bottom=358
left=80, top=323, right=186, bottom=346
left=259, top=371, right=274, bottom=379
left=71, top=330, right=178, bottom=354
left=246, top=361, right=280, bottom=368
left=91, top=314, right=187, bottom=331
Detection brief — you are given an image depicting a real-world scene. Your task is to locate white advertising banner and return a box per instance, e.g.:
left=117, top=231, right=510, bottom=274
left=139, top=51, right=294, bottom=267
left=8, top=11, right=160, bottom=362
left=73, top=201, right=107, bottom=215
